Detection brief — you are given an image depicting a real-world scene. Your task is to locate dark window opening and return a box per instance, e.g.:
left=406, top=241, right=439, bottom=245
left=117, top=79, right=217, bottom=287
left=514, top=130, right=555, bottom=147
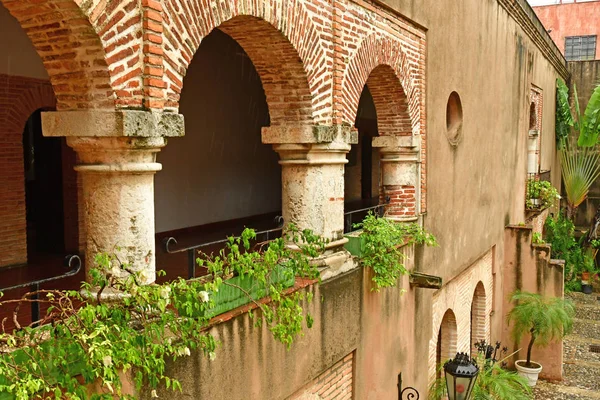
left=344, top=85, right=381, bottom=233
left=22, top=109, right=65, bottom=257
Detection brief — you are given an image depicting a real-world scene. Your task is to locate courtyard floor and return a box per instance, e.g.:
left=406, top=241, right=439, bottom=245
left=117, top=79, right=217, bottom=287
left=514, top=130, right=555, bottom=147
left=535, top=292, right=600, bottom=399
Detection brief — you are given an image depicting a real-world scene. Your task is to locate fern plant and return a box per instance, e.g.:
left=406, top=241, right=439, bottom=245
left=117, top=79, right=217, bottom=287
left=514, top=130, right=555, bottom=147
left=507, top=291, right=574, bottom=368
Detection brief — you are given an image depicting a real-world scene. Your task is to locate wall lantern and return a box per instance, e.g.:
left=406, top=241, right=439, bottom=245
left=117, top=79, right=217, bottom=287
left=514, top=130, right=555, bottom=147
left=443, top=352, right=479, bottom=400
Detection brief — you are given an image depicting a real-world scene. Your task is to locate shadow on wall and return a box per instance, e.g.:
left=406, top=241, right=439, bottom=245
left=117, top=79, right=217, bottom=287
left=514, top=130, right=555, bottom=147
left=154, top=29, right=281, bottom=233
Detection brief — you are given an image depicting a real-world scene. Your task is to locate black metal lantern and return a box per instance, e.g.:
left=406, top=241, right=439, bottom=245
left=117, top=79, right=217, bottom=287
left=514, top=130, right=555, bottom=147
left=443, top=352, right=479, bottom=400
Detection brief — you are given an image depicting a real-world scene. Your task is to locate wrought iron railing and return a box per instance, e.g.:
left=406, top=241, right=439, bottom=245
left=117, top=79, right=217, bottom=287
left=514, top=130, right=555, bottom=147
left=163, top=217, right=284, bottom=279
left=163, top=201, right=390, bottom=278
left=0, top=254, right=82, bottom=327
left=343, top=202, right=387, bottom=233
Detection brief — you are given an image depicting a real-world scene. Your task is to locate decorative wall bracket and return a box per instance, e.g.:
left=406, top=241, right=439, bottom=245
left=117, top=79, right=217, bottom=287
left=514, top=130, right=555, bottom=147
left=409, top=272, right=442, bottom=289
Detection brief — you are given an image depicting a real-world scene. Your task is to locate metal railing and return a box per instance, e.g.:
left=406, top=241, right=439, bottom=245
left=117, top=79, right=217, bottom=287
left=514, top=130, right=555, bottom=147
left=343, top=201, right=387, bottom=234
left=163, top=216, right=284, bottom=279
left=0, top=254, right=82, bottom=327
left=163, top=201, right=391, bottom=279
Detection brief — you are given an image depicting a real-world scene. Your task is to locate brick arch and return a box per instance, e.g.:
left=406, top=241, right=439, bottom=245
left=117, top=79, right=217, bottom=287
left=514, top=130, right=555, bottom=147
left=470, top=282, right=487, bottom=354
left=162, top=0, right=327, bottom=124
left=341, top=34, right=419, bottom=136
left=0, top=79, right=56, bottom=267
left=5, top=83, right=56, bottom=134
left=437, top=309, right=458, bottom=362
left=0, top=0, right=114, bottom=110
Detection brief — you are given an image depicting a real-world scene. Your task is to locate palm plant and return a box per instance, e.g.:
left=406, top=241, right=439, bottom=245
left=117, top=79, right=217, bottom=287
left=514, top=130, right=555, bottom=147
left=556, top=80, right=600, bottom=220
left=507, top=291, right=574, bottom=368
left=559, top=138, right=600, bottom=219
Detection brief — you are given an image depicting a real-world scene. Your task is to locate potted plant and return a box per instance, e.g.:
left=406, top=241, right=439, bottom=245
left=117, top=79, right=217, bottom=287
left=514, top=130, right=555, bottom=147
left=580, top=253, right=596, bottom=294
left=526, top=178, right=559, bottom=210
left=507, top=291, right=574, bottom=387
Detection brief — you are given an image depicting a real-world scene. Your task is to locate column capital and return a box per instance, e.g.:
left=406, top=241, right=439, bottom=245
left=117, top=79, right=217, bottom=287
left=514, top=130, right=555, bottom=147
left=262, top=124, right=357, bottom=145
left=41, top=110, right=185, bottom=139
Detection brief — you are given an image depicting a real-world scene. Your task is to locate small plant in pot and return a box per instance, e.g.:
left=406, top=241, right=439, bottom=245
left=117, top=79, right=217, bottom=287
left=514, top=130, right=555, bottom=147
left=580, top=253, right=596, bottom=294
left=507, top=291, right=574, bottom=387
left=526, top=178, right=559, bottom=210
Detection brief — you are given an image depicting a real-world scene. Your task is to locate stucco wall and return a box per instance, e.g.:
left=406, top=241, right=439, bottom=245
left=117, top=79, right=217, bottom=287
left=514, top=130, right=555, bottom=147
left=379, top=0, right=565, bottom=308
left=533, top=1, right=600, bottom=60
left=501, top=215, right=565, bottom=380
left=154, top=30, right=281, bottom=233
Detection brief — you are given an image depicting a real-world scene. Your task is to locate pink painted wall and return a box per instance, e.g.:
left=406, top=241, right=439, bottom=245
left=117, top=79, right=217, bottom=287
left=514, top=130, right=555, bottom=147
left=533, top=1, right=600, bottom=60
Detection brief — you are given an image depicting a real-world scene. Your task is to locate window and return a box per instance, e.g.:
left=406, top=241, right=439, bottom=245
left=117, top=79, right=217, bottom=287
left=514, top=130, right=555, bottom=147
left=565, top=35, right=597, bottom=61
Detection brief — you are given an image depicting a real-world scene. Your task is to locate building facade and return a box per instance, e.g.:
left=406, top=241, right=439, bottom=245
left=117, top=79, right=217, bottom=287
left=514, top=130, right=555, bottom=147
left=0, top=0, right=568, bottom=398
left=532, top=0, right=600, bottom=60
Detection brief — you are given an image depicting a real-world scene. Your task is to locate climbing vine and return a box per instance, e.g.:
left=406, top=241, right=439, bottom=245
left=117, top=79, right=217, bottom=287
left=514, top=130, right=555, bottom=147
left=355, top=213, right=437, bottom=291
left=0, top=225, right=325, bottom=400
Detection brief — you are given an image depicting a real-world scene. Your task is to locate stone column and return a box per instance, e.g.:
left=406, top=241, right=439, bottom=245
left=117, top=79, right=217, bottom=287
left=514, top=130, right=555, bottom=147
left=42, top=111, right=184, bottom=284
left=262, top=125, right=357, bottom=248
left=527, top=130, right=539, bottom=176
left=372, top=135, right=420, bottom=222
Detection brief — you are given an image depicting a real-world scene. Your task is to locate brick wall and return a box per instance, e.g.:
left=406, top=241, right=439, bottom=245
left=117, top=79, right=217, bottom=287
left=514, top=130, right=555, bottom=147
left=428, top=249, right=494, bottom=382
left=2, top=0, right=429, bottom=217
left=382, top=184, right=417, bottom=219
left=288, top=352, right=354, bottom=400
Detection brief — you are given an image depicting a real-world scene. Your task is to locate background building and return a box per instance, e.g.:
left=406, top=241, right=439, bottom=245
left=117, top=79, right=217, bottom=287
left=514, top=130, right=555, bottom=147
left=532, top=0, right=600, bottom=60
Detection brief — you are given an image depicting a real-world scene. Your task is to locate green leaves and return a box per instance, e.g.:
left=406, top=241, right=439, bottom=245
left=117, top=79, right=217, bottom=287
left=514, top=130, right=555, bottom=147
left=356, top=213, right=437, bottom=291
left=507, top=291, right=574, bottom=364
left=577, top=84, right=600, bottom=147
left=525, top=178, right=559, bottom=210
left=556, top=79, right=574, bottom=147
left=559, top=138, right=600, bottom=213
left=196, top=225, right=325, bottom=348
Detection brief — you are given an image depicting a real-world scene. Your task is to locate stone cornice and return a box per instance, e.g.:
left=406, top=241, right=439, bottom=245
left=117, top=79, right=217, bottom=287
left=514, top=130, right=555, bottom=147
left=498, top=0, right=569, bottom=79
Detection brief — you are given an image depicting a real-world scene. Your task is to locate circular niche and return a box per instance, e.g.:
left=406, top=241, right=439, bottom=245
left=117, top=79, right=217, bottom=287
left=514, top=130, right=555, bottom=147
left=445, top=91, right=463, bottom=146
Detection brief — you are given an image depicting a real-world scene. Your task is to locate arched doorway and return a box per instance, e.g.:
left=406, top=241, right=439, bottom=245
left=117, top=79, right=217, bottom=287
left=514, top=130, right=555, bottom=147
left=155, top=27, right=282, bottom=278
left=470, top=282, right=487, bottom=354
left=344, top=85, right=381, bottom=231
left=437, top=309, right=458, bottom=366
left=22, top=109, right=66, bottom=258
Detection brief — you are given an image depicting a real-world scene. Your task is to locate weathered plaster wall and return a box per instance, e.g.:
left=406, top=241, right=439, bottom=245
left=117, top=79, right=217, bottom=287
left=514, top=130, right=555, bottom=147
left=502, top=215, right=565, bottom=380
left=142, top=249, right=439, bottom=399
left=533, top=1, right=600, bottom=60
left=154, top=30, right=281, bottom=233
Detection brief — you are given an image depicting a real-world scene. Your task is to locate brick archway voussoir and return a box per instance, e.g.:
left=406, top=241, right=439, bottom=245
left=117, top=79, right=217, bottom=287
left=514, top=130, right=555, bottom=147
left=162, top=0, right=327, bottom=124
left=341, top=34, right=419, bottom=136
left=1, top=0, right=115, bottom=111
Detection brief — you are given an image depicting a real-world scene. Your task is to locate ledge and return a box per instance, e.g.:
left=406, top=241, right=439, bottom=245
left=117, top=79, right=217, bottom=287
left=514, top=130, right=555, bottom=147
left=41, top=110, right=185, bottom=138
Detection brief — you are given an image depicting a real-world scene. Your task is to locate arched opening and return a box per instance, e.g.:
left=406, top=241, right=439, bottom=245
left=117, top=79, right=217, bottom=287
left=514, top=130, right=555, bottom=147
left=470, top=282, right=487, bottom=355
left=529, top=102, right=537, bottom=131
left=155, top=27, right=282, bottom=279
left=344, top=86, right=380, bottom=231
left=22, top=109, right=66, bottom=258
left=437, top=309, right=458, bottom=365
left=446, top=91, right=463, bottom=145
left=344, top=64, right=412, bottom=230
